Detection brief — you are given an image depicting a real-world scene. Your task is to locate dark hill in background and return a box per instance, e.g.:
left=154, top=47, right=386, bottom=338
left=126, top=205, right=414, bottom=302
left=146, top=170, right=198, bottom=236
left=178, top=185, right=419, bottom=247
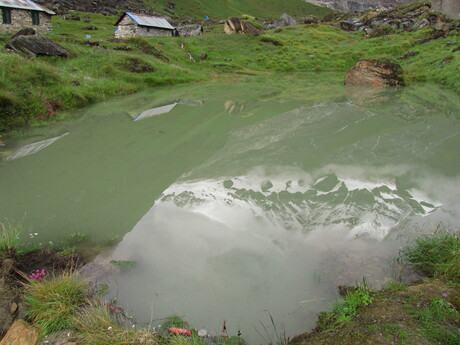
left=33, top=0, right=333, bottom=19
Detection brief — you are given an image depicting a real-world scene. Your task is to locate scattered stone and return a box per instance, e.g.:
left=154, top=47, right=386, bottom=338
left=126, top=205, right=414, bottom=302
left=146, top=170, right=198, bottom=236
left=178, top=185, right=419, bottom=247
left=200, top=53, right=208, bottom=60
left=367, top=26, right=394, bottom=38
left=397, top=51, right=420, bottom=60
left=438, top=55, right=454, bottom=67
left=9, top=302, right=18, bottom=314
left=266, top=13, right=298, bottom=29
left=345, top=60, right=405, bottom=87
left=37, top=330, right=76, bottom=345
left=62, top=13, right=80, bottom=21
left=453, top=46, right=460, bottom=52
left=0, top=319, right=38, bottom=345
left=5, top=35, right=72, bottom=58
left=177, top=24, right=203, bottom=37
left=198, top=329, right=208, bottom=337
left=83, top=26, right=98, bottom=30
left=340, top=18, right=365, bottom=31
left=71, top=80, right=80, bottom=86
left=303, top=15, right=320, bottom=25
left=224, top=18, right=262, bottom=36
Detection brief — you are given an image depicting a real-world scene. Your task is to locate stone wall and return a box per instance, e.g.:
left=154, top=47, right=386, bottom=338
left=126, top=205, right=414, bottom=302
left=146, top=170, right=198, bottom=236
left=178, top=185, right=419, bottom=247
left=115, top=16, right=173, bottom=38
left=0, top=8, right=52, bottom=35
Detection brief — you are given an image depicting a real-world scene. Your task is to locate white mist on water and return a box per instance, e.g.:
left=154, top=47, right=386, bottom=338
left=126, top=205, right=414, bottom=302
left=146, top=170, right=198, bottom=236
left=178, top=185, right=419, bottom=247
left=95, top=166, right=447, bottom=344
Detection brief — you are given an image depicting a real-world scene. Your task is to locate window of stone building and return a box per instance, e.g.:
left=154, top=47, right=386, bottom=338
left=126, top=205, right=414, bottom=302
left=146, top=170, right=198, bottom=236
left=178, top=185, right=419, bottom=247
left=2, top=8, right=12, bottom=24
left=31, top=11, right=40, bottom=25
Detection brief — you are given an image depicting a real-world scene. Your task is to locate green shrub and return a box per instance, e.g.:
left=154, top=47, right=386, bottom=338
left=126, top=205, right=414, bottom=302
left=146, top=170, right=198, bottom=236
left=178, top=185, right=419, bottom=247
left=24, top=271, right=89, bottom=336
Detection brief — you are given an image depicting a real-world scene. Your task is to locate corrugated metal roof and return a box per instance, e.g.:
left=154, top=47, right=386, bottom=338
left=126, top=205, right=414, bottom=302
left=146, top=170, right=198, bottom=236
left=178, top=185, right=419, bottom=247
left=0, top=0, right=55, bottom=15
left=122, top=12, right=175, bottom=30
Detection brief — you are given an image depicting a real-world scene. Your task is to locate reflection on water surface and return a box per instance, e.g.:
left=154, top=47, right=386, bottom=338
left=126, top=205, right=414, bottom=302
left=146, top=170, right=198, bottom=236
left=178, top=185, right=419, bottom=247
left=1, top=76, right=459, bottom=343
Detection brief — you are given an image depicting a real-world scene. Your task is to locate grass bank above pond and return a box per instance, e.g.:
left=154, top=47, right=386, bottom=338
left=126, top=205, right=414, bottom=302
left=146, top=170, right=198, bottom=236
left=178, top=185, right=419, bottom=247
left=0, top=6, right=459, bottom=133
left=1, top=221, right=459, bottom=345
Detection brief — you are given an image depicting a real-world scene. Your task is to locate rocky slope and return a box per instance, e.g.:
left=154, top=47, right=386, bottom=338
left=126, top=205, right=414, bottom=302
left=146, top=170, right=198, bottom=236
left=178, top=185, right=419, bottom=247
left=305, top=0, right=460, bottom=18
left=33, top=0, right=151, bottom=15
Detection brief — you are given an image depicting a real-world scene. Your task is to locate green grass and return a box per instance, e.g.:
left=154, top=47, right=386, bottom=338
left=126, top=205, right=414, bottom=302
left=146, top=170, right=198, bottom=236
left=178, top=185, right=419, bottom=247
left=318, top=280, right=374, bottom=330
left=0, top=220, right=23, bottom=257
left=73, top=305, right=157, bottom=345
left=410, top=298, right=460, bottom=345
left=1, top=4, right=460, bottom=133
left=24, top=270, right=89, bottom=336
left=385, top=280, right=408, bottom=292
left=143, top=0, right=332, bottom=20
left=405, top=232, right=460, bottom=283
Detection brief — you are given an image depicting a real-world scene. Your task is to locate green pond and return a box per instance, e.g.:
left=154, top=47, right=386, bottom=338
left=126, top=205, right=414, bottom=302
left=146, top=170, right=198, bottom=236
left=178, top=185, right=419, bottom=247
left=1, top=75, right=460, bottom=343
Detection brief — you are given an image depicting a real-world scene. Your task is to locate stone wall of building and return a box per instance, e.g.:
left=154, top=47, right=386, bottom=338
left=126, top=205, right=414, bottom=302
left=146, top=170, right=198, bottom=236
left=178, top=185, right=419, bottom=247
left=0, top=8, right=52, bottom=35
left=115, top=16, right=173, bottom=38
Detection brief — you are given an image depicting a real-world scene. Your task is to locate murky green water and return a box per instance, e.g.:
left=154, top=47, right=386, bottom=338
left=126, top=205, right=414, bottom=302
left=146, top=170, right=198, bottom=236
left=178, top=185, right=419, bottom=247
left=1, top=75, right=460, bottom=343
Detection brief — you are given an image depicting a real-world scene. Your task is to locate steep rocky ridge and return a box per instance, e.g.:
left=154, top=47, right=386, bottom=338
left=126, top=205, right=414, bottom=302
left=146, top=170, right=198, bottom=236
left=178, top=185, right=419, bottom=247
left=305, top=0, right=460, bottom=18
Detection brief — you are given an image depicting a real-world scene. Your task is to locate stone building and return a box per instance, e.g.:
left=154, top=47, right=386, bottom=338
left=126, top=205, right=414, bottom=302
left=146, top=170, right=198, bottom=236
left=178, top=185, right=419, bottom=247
left=0, top=0, right=54, bottom=35
left=114, top=12, right=175, bottom=38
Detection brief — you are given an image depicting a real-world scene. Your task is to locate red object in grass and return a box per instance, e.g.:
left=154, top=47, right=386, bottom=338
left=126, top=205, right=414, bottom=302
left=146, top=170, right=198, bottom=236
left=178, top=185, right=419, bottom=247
left=168, top=327, right=192, bottom=336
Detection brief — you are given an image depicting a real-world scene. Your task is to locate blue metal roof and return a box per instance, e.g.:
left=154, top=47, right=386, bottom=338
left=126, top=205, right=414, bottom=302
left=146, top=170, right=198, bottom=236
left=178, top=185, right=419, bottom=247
left=0, top=0, right=55, bottom=15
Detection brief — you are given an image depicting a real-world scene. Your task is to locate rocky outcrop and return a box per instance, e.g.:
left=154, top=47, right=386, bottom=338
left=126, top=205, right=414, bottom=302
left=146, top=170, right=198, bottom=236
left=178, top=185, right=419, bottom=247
left=224, top=18, right=262, bottom=35
left=177, top=24, right=203, bottom=37
left=305, top=0, right=459, bottom=19
left=306, top=0, right=413, bottom=12
left=265, top=13, right=298, bottom=29
left=0, top=320, right=39, bottom=345
left=345, top=60, right=405, bottom=86
left=336, top=2, right=459, bottom=41
left=5, top=35, right=72, bottom=58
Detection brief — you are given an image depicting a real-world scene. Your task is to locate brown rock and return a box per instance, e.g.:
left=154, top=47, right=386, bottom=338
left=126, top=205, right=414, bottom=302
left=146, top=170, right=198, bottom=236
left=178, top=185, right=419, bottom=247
left=9, top=302, right=18, bottom=314
left=224, top=18, right=262, bottom=35
left=0, top=319, right=39, bottom=345
left=345, top=60, right=405, bottom=87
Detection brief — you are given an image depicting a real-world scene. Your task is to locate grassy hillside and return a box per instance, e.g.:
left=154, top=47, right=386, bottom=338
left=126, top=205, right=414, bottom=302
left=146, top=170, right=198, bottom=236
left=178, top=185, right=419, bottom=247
left=144, top=0, right=332, bottom=20
left=0, top=8, right=459, bottom=132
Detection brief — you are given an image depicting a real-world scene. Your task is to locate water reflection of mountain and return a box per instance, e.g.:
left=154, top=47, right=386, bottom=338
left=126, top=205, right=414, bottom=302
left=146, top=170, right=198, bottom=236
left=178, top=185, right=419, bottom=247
left=159, top=173, right=439, bottom=239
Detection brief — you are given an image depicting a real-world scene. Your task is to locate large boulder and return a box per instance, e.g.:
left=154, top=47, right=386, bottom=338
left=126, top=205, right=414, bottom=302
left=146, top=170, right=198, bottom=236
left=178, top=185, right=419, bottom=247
left=5, top=35, right=72, bottom=58
left=224, top=18, right=262, bottom=35
left=345, top=60, right=405, bottom=87
left=177, top=24, right=203, bottom=37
